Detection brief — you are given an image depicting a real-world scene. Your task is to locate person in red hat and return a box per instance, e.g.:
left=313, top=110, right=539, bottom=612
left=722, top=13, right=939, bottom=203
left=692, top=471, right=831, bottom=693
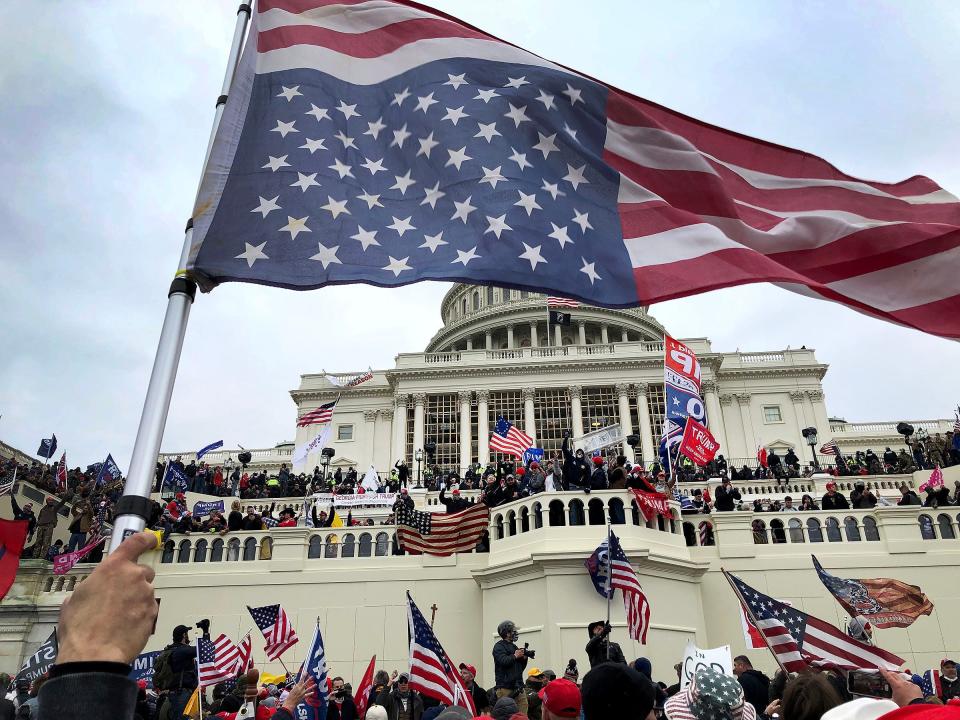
left=440, top=485, right=471, bottom=514
left=589, top=456, right=608, bottom=491
left=458, top=663, right=490, bottom=714
left=822, top=480, right=850, bottom=511
left=538, top=678, right=582, bottom=719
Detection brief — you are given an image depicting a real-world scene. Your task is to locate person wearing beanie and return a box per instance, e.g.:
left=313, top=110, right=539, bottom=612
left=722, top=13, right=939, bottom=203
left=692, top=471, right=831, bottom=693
left=563, top=660, right=579, bottom=684
left=538, top=678, right=582, bottom=720
left=434, top=707, right=472, bottom=720
left=375, top=672, right=424, bottom=720
left=589, top=456, right=609, bottom=491
left=585, top=662, right=657, bottom=720
left=585, top=621, right=626, bottom=668
left=492, top=696, right=520, bottom=720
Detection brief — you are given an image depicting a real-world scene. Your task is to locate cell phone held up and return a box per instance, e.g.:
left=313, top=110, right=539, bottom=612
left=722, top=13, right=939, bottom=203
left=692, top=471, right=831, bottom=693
left=847, top=670, right=892, bottom=698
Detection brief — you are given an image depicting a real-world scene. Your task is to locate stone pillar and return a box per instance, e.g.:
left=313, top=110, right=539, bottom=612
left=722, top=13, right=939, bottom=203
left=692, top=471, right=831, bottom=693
left=719, top=394, right=735, bottom=459
left=621, top=329, right=629, bottom=343
left=522, top=387, right=537, bottom=444
left=466, top=338, right=473, bottom=350
left=578, top=321, right=587, bottom=345
left=364, top=410, right=378, bottom=469
left=377, top=408, right=392, bottom=471
left=601, top=324, right=609, bottom=344
left=616, top=383, right=634, bottom=462
left=412, top=393, right=426, bottom=461
left=636, top=383, right=655, bottom=466
left=701, top=380, right=728, bottom=455
left=554, top=324, right=562, bottom=346
left=477, top=390, right=490, bottom=467
left=789, top=391, right=808, bottom=434
left=806, top=390, right=830, bottom=439
left=529, top=322, right=538, bottom=348
left=735, top=393, right=753, bottom=460
left=570, top=385, right=584, bottom=438
left=485, top=331, right=492, bottom=350
left=459, top=391, right=472, bottom=474
left=506, top=324, right=515, bottom=349
left=392, top=393, right=408, bottom=464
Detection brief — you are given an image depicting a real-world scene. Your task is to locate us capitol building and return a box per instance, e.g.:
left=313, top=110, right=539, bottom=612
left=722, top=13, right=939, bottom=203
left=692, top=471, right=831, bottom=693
left=2, top=285, right=957, bottom=688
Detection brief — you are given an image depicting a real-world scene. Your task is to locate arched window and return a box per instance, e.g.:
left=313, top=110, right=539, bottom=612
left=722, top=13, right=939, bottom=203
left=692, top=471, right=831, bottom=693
left=260, top=537, right=273, bottom=560
left=548, top=500, right=566, bottom=527
left=494, top=514, right=505, bottom=539
left=194, top=539, right=208, bottom=563
left=375, top=532, right=390, bottom=556
left=919, top=515, right=936, bottom=540
left=806, top=518, right=823, bottom=543
left=359, top=532, right=373, bottom=556
left=569, top=499, right=585, bottom=526
left=937, top=514, right=955, bottom=540
left=211, top=539, right=224, bottom=562
left=161, top=540, right=175, bottom=564
left=486, top=286, right=494, bottom=306
left=226, top=538, right=241, bottom=561
left=461, top=298, right=467, bottom=315
left=682, top=522, right=696, bottom=547
left=243, top=537, right=258, bottom=560
left=473, top=291, right=480, bottom=311
left=308, top=535, right=323, bottom=558
left=177, top=540, right=192, bottom=563
left=752, top=519, right=768, bottom=544
left=325, top=533, right=339, bottom=558
left=532, top=502, right=543, bottom=530
left=770, top=519, right=786, bottom=544
left=608, top=498, right=626, bottom=525
left=825, top=517, right=842, bottom=542
left=519, top=507, right=530, bottom=533
left=698, top=521, right=715, bottom=546
left=506, top=510, right=517, bottom=537
left=788, top=518, right=804, bottom=543
left=342, top=534, right=356, bottom=558
left=587, top=498, right=606, bottom=525
left=520, top=290, right=528, bottom=299
left=864, top=517, right=880, bottom=541
left=843, top=517, right=861, bottom=542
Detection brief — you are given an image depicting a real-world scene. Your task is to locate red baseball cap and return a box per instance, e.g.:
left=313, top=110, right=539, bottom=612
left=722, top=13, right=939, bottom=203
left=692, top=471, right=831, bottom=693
left=452, top=489, right=460, bottom=495
left=458, top=662, right=477, bottom=676
left=538, top=678, right=581, bottom=718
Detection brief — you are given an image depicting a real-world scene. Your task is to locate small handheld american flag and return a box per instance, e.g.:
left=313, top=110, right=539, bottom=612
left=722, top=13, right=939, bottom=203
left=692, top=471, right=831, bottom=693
left=489, top=416, right=533, bottom=459
left=407, top=593, right=476, bottom=715
left=197, top=634, right=241, bottom=687
left=819, top=439, right=840, bottom=456
left=248, top=603, right=299, bottom=660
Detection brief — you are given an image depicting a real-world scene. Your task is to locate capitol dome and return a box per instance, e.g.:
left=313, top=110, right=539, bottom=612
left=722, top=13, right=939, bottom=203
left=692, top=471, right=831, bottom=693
left=425, top=283, right=667, bottom=352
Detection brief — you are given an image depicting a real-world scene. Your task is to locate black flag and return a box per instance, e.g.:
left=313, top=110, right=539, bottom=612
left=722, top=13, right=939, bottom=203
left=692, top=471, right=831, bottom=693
left=548, top=310, right=571, bottom=326
left=15, top=629, right=58, bottom=685
left=36, top=435, right=57, bottom=460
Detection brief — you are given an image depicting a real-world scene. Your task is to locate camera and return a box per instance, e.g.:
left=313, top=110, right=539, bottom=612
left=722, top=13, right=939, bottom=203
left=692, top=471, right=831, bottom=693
left=196, top=619, right=210, bottom=633
left=523, top=642, right=536, bottom=659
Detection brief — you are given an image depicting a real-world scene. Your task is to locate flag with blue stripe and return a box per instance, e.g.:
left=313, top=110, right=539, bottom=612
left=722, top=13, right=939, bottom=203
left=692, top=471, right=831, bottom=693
left=197, top=440, right=224, bottom=460
left=162, top=464, right=189, bottom=494
left=298, top=624, right=329, bottom=720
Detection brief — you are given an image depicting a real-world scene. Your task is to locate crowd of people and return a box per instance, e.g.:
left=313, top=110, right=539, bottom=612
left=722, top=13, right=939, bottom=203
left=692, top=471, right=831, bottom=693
left=14, top=531, right=959, bottom=720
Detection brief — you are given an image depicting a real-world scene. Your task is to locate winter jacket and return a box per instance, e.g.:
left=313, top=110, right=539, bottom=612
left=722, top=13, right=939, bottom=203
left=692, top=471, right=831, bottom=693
left=585, top=630, right=626, bottom=668
left=590, top=467, right=609, bottom=490
left=228, top=510, right=244, bottom=531
left=526, top=469, right=546, bottom=493
left=36, top=498, right=69, bottom=528
left=608, top=466, right=627, bottom=490
left=492, top=639, right=528, bottom=690
left=736, top=669, right=770, bottom=716
left=714, top=485, right=741, bottom=511
left=69, top=501, right=94, bottom=533
left=821, top=492, right=850, bottom=510
left=438, top=488, right=470, bottom=514
left=327, top=695, right=359, bottom=720
left=375, top=687, right=424, bottom=720
left=941, top=675, right=960, bottom=702
left=850, top=488, right=877, bottom=509
left=897, top=491, right=922, bottom=506
left=561, top=436, right=589, bottom=490
left=465, top=682, right=490, bottom=713
left=10, top=497, right=36, bottom=535
left=39, top=669, right=138, bottom=720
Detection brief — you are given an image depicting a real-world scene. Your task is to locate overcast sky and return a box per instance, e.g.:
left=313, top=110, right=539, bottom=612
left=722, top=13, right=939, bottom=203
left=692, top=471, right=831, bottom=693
left=2, top=1, right=958, bottom=468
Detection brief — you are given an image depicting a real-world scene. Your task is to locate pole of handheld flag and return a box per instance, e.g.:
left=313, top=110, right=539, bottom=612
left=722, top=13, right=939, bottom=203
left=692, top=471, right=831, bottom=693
left=604, top=525, right=612, bottom=661
left=720, top=569, right=789, bottom=674
left=195, top=644, right=205, bottom=719
left=109, top=4, right=251, bottom=553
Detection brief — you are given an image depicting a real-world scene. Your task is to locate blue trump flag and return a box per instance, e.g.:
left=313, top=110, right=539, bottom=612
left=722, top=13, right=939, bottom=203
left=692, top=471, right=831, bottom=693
left=96, top=454, right=123, bottom=487
left=584, top=534, right=613, bottom=599
left=162, top=464, right=189, bottom=494
left=37, top=435, right=57, bottom=460
left=522, top=448, right=544, bottom=466
left=128, top=650, right=161, bottom=688
left=297, top=624, right=329, bottom=720
left=197, top=440, right=224, bottom=461
left=193, top=500, right=225, bottom=517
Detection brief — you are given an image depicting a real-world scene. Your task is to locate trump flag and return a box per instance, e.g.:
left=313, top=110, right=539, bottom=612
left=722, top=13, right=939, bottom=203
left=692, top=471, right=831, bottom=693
left=185, top=1, right=960, bottom=339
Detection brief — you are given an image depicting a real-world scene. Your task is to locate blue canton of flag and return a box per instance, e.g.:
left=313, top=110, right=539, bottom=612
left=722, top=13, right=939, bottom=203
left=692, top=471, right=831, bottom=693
left=188, top=9, right=635, bottom=305
left=162, top=464, right=189, bottom=494
left=197, top=440, right=224, bottom=461
left=96, top=454, right=123, bottom=487
left=297, top=625, right=329, bottom=720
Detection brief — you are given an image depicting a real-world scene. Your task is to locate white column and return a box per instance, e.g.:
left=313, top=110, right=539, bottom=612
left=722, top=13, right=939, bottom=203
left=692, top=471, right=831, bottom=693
left=577, top=321, right=587, bottom=345
left=570, top=385, right=584, bottom=438
left=477, top=390, right=490, bottom=467
left=529, top=322, right=538, bottom=348
left=702, top=380, right=728, bottom=455
left=376, top=409, right=391, bottom=471
left=554, top=324, right=562, bottom=346
left=601, top=324, right=609, bottom=344
left=459, top=391, right=472, bottom=474
left=621, top=329, right=629, bottom=343
left=522, top=387, right=537, bottom=444
left=485, top=331, right=492, bottom=350
left=507, top=324, right=515, bottom=349
left=616, top=383, right=634, bottom=462
left=466, top=338, right=473, bottom=350
left=392, top=394, right=408, bottom=464
left=364, top=410, right=378, bottom=469
left=735, top=393, right=754, bottom=459
left=806, top=390, right=831, bottom=437
left=636, top=383, right=655, bottom=466
left=412, top=393, right=426, bottom=461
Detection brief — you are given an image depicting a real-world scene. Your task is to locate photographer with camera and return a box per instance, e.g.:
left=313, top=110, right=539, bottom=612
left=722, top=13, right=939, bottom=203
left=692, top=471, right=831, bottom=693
left=585, top=621, right=625, bottom=668
left=492, top=620, right=531, bottom=715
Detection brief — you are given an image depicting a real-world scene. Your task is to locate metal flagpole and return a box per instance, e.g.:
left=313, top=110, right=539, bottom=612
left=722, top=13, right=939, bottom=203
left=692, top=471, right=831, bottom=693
left=604, top=524, right=612, bottom=661
left=721, top=568, right=789, bottom=674
left=195, top=644, right=205, bottom=719
left=109, top=4, right=252, bottom=552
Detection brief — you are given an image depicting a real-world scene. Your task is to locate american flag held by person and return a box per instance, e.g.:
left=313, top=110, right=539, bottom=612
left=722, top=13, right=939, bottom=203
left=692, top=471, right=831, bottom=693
left=185, top=0, right=960, bottom=339
left=585, top=531, right=651, bottom=643
left=726, top=571, right=904, bottom=672
left=406, top=593, right=476, bottom=714
left=489, top=416, right=533, bottom=459
left=248, top=603, right=299, bottom=660
left=819, top=440, right=840, bottom=456
left=395, top=501, right=489, bottom=556
left=297, top=398, right=338, bottom=427
left=197, top=634, right=242, bottom=687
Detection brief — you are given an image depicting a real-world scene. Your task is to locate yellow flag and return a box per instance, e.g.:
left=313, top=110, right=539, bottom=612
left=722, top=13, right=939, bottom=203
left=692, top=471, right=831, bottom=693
left=330, top=510, right=344, bottom=528
left=260, top=671, right=288, bottom=686
left=183, top=688, right=200, bottom=719
left=147, top=528, right=164, bottom=550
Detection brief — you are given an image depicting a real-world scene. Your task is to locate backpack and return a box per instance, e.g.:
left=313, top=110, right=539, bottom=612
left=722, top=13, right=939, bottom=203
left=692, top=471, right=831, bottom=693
left=152, top=645, right=178, bottom=691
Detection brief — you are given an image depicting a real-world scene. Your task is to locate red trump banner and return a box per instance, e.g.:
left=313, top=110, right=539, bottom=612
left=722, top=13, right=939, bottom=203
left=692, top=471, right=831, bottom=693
left=679, top=418, right=720, bottom=465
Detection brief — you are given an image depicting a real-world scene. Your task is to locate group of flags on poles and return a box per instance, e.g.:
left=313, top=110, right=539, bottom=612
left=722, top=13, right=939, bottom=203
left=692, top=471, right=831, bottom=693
left=660, top=336, right=720, bottom=472
left=197, top=633, right=253, bottom=686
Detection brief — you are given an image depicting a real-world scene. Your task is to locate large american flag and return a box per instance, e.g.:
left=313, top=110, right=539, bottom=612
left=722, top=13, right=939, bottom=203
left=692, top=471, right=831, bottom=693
left=185, top=0, right=960, bottom=339
left=395, top=501, right=489, bottom=556
left=406, top=593, right=476, bottom=715
left=197, top=634, right=241, bottom=687
left=489, top=416, right=533, bottom=458
left=297, top=398, right=338, bottom=427
left=608, top=531, right=651, bottom=644
left=727, top=571, right=904, bottom=672
left=248, top=603, right=299, bottom=660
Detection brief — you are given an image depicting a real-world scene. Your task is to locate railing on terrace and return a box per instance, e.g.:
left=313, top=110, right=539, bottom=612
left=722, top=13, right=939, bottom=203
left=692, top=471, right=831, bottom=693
left=828, top=420, right=950, bottom=435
